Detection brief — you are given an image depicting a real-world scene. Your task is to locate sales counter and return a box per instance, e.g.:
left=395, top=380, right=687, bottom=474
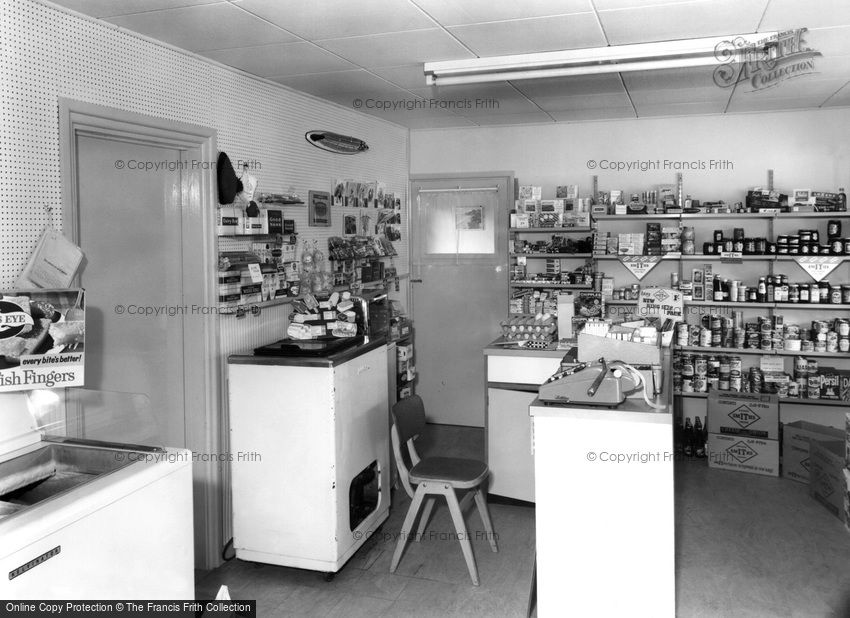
left=483, top=338, right=575, bottom=502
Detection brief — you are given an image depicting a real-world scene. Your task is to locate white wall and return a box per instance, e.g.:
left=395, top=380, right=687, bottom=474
left=411, top=109, right=850, bottom=199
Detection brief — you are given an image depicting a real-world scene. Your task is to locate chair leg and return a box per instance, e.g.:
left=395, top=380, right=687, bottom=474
left=459, top=488, right=475, bottom=513
left=444, top=486, right=479, bottom=586
left=390, top=484, right=427, bottom=573
left=415, top=497, right=436, bottom=542
left=474, top=487, right=499, bottom=553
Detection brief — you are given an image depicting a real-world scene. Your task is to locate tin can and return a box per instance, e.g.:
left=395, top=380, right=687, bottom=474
left=730, top=376, right=742, bottom=392
left=840, top=337, right=850, bottom=352
left=843, top=285, right=850, bottom=304
left=713, top=230, right=724, bottom=242
left=787, top=381, right=799, bottom=398
left=693, top=376, right=707, bottom=392
left=831, top=286, right=843, bottom=304
left=744, top=238, right=756, bottom=254
left=694, top=355, right=708, bottom=376
left=681, top=377, right=694, bottom=393
left=827, top=219, right=842, bottom=238
left=806, top=359, right=818, bottom=375
left=838, top=320, right=850, bottom=337
left=700, top=328, right=712, bottom=347
left=680, top=354, right=694, bottom=377
left=831, top=239, right=844, bottom=255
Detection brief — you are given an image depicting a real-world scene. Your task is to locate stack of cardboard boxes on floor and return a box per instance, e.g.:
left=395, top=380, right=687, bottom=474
left=706, top=390, right=850, bottom=529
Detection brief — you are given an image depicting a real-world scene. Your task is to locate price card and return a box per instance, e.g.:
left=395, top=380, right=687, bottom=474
left=759, top=356, right=785, bottom=373
left=247, top=263, right=263, bottom=283
left=720, top=252, right=743, bottom=264
left=793, top=256, right=841, bottom=282
left=619, top=256, right=661, bottom=280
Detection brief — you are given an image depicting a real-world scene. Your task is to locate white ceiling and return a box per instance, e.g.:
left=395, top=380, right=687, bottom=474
left=48, top=0, right=850, bottom=128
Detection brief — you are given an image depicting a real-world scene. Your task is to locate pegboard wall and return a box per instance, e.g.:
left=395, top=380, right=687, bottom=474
left=2, top=0, right=411, bottom=554
left=0, top=0, right=410, bottom=291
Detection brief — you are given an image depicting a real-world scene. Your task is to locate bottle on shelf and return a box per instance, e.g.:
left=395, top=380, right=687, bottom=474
left=693, top=416, right=706, bottom=458
left=757, top=277, right=767, bottom=303
left=683, top=417, right=694, bottom=457
left=766, top=276, right=775, bottom=303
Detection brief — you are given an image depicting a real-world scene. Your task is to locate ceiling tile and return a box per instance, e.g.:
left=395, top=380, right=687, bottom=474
left=532, top=92, right=634, bottom=113
left=352, top=108, right=476, bottom=129
left=634, top=101, right=728, bottom=117
left=410, top=0, right=593, bottom=26
left=733, top=76, right=849, bottom=100
left=598, top=0, right=769, bottom=45
left=760, top=0, right=850, bottom=31
left=511, top=73, right=626, bottom=98
left=447, top=13, right=606, bottom=56
left=272, top=70, right=406, bottom=96
left=51, top=0, right=220, bottom=19
left=370, top=64, right=430, bottom=89
left=594, top=0, right=704, bottom=8
left=237, top=0, right=436, bottom=40
left=726, top=94, right=830, bottom=112
left=549, top=107, right=636, bottom=122
left=823, top=83, right=850, bottom=106
left=407, top=83, right=541, bottom=114
left=315, top=29, right=475, bottom=68
left=104, top=2, right=297, bottom=52
left=462, top=112, right=556, bottom=126
left=202, top=42, right=355, bottom=77
left=628, top=86, right=730, bottom=105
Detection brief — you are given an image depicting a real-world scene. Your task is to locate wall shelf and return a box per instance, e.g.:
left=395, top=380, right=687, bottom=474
left=509, top=282, right=592, bottom=289
left=676, top=345, right=849, bottom=358
left=511, top=252, right=593, bottom=258
left=509, top=227, right=593, bottom=233
left=676, top=392, right=849, bottom=407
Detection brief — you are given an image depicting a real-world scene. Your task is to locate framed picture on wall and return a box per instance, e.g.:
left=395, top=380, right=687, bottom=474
left=308, top=190, right=331, bottom=227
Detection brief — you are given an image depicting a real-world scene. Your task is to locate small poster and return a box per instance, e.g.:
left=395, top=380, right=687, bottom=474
left=0, top=289, right=85, bottom=392
left=619, top=256, right=662, bottom=280
left=344, top=214, right=358, bottom=235
left=794, top=256, right=842, bottom=282
left=456, top=206, right=484, bottom=230
left=637, top=287, right=683, bottom=321
left=308, top=190, right=331, bottom=227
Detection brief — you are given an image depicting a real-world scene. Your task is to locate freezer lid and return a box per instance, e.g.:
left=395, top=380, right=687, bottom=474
left=0, top=392, right=43, bottom=458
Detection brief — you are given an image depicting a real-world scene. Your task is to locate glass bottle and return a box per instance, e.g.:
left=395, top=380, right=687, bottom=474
left=757, top=277, right=767, bottom=303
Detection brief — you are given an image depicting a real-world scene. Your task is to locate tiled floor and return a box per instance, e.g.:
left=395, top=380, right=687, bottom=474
left=197, top=425, right=850, bottom=617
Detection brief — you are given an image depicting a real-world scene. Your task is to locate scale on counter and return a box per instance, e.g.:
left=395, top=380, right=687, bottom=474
left=254, top=336, right=364, bottom=357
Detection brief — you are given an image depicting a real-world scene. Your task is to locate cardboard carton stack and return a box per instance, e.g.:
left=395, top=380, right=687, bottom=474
left=707, top=392, right=779, bottom=476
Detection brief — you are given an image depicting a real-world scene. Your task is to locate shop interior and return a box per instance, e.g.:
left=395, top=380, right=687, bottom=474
left=2, top=1, right=850, bottom=616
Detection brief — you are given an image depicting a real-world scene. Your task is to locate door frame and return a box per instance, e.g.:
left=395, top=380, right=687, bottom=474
left=59, top=98, right=222, bottom=569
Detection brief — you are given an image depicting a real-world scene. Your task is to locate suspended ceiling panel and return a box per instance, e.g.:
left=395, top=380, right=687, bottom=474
left=40, top=0, right=850, bottom=128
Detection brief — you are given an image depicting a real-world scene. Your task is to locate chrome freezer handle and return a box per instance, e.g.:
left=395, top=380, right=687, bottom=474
left=44, top=435, right=165, bottom=453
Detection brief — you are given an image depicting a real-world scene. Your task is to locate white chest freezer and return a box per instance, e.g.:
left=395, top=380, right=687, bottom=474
left=0, top=391, right=194, bottom=599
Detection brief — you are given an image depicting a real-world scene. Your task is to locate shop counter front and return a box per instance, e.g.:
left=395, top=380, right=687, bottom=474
left=484, top=338, right=574, bottom=502
left=530, top=394, right=674, bottom=618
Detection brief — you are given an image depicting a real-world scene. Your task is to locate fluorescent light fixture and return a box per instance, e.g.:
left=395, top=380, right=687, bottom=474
left=424, top=33, right=778, bottom=86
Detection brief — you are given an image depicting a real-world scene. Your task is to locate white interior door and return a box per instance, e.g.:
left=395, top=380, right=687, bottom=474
left=411, top=175, right=510, bottom=427
left=73, top=136, right=187, bottom=447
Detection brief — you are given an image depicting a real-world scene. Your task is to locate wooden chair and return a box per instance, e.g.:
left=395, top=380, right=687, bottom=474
left=389, top=395, right=498, bottom=585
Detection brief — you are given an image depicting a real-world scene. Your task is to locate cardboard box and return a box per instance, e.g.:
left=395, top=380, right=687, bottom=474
left=809, top=439, right=845, bottom=522
left=707, top=392, right=779, bottom=440
left=814, top=367, right=850, bottom=401
left=708, top=433, right=779, bottom=477
left=782, top=421, right=844, bottom=483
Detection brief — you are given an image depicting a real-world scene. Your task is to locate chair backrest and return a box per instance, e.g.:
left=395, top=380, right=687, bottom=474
left=391, top=395, right=427, bottom=498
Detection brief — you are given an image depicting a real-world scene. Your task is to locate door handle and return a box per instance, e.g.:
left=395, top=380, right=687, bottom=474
left=410, top=279, right=423, bottom=283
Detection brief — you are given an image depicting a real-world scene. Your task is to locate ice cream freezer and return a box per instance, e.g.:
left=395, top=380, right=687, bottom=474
left=227, top=336, right=390, bottom=574
left=0, top=390, right=194, bottom=599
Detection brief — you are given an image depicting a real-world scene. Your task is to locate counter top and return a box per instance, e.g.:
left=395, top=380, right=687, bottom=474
left=228, top=336, right=387, bottom=368
left=529, top=396, right=671, bottom=420
left=483, top=337, right=575, bottom=358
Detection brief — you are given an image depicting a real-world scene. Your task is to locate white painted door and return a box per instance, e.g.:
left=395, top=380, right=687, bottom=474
left=73, top=136, right=188, bottom=448
left=410, top=175, right=510, bottom=426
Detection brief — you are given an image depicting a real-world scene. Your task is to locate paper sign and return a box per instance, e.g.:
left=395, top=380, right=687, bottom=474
left=759, top=356, right=785, bottom=373
left=720, top=252, right=743, bottom=264
left=16, top=228, right=84, bottom=289
left=0, top=289, right=85, bottom=392
left=794, top=256, right=842, bottom=282
left=636, top=287, right=684, bottom=321
left=247, top=263, right=263, bottom=283
left=619, top=256, right=662, bottom=280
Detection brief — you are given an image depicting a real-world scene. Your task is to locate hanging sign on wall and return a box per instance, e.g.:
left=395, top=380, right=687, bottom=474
left=305, top=130, right=368, bottom=155
left=619, top=256, right=662, bottom=280
left=794, top=256, right=842, bottom=282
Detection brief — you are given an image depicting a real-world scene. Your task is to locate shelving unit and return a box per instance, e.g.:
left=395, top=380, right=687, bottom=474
left=590, top=206, right=850, bottom=418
